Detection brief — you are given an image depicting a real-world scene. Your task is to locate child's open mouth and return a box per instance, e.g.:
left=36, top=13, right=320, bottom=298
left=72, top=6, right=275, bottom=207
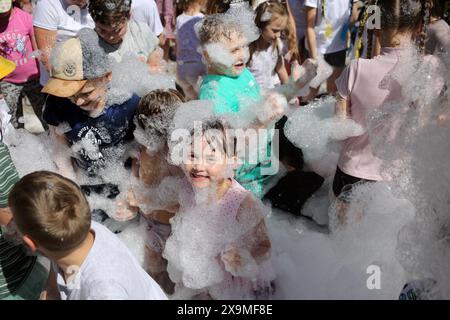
left=234, top=62, right=245, bottom=70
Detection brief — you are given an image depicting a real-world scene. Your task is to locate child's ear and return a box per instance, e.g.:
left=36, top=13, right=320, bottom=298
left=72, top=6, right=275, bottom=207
left=22, top=235, right=38, bottom=253
left=202, top=49, right=211, bottom=65
left=106, top=72, right=113, bottom=82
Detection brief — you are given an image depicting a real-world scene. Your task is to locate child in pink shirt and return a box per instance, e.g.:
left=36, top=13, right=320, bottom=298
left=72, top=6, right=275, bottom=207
left=0, top=0, right=45, bottom=129
left=332, top=0, right=445, bottom=200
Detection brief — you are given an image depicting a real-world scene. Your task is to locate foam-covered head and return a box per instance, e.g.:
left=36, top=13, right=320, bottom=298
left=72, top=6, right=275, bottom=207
left=134, top=89, right=185, bottom=153
left=89, top=0, right=132, bottom=45
left=197, top=3, right=259, bottom=76
left=43, top=28, right=112, bottom=98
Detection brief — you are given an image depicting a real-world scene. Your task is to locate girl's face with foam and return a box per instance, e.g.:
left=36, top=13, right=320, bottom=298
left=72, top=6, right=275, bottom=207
left=261, top=15, right=288, bottom=44
left=182, top=135, right=231, bottom=189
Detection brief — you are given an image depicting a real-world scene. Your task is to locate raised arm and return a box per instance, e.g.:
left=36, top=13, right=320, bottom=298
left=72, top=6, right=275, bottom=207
left=49, top=126, right=77, bottom=181
left=34, top=27, right=57, bottom=73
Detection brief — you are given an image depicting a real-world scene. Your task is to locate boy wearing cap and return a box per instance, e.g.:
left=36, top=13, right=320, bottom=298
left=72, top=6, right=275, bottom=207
left=42, top=28, right=139, bottom=180
left=0, top=0, right=46, bottom=131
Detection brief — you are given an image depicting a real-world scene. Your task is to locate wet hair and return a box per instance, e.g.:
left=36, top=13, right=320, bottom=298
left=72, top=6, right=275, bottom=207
left=136, top=89, right=185, bottom=136
left=205, top=0, right=233, bottom=14
left=379, top=0, right=432, bottom=52
left=177, top=0, right=207, bottom=12
left=191, top=119, right=230, bottom=156
left=197, top=14, right=244, bottom=45
left=430, top=0, right=445, bottom=18
left=249, top=1, right=290, bottom=63
left=8, top=171, right=91, bottom=253
left=88, top=0, right=132, bottom=24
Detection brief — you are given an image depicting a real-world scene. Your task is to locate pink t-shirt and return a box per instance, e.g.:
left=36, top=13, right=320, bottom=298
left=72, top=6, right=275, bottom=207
left=336, top=47, right=444, bottom=181
left=0, top=8, right=39, bottom=84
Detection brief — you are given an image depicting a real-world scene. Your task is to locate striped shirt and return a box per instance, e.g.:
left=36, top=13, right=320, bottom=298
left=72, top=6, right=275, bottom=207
left=0, top=142, right=36, bottom=299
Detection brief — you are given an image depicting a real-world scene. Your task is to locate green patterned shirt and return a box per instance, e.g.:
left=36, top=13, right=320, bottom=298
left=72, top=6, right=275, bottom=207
left=0, top=142, right=36, bottom=299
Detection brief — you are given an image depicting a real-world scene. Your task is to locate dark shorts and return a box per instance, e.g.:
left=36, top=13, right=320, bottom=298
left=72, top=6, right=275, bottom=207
left=332, top=166, right=374, bottom=199
left=324, top=49, right=347, bottom=68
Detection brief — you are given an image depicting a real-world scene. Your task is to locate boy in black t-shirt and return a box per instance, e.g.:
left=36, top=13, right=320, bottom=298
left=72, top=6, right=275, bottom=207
left=42, top=28, right=140, bottom=232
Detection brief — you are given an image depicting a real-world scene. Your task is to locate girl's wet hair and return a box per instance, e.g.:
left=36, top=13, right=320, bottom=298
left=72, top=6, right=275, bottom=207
left=379, top=0, right=433, bottom=53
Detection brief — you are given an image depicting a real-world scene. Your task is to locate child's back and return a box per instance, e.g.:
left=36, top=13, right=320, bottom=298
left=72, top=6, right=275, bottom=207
left=53, top=221, right=167, bottom=300
left=336, top=47, right=444, bottom=182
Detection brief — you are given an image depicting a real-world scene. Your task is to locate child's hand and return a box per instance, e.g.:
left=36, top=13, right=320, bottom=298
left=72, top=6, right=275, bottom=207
left=258, top=92, right=288, bottom=126
left=113, top=186, right=140, bottom=222
left=221, top=246, right=259, bottom=278
left=220, top=247, right=242, bottom=274
left=294, top=58, right=318, bottom=90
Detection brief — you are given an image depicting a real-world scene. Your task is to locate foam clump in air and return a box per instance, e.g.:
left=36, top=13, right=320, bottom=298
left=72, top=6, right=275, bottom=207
left=107, top=54, right=176, bottom=106
left=284, top=96, right=365, bottom=163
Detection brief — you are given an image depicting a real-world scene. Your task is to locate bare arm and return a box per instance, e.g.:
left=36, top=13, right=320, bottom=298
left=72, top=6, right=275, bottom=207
left=34, top=27, right=57, bottom=73
left=305, top=7, right=318, bottom=60
left=49, top=126, right=76, bottom=181
left=276, top=56, right=290, bottom=85
left=147, top=47, right=164, bottom=73
left=335, top=94, right=350, bottom=118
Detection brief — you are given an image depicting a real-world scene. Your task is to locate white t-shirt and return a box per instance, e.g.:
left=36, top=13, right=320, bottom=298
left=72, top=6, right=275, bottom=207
left=131, top=0, right=164, bottom=36
left=304, top=0, right=356, bottom=54
left=176, top=12, right=204, bottom=63
left=33, top=0, right=95, bottom=85
left=99, top=20, right=160, bottom=63
left=52, top=221, right=167, bottom=300
left=247, top=45, right=281, bottom=91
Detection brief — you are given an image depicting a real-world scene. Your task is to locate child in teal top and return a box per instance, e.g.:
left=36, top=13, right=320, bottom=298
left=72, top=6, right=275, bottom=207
left=197, top=12, right=318, bottom=198
left=199, top=67, right=261, bottom=114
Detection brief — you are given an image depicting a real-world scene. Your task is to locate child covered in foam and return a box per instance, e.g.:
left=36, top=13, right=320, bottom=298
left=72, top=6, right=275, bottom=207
left=113, top=89, right=185, bottom=294
left=163, top=119, right=275, bottom=299
left=196, top=7, right=318, bottom=198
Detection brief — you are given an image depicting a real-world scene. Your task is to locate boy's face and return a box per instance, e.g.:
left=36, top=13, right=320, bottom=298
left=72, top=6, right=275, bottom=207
left=182, top=136, right=230, bottom=189
left=95, top=18, right=129, bottom=45
left=206, top=32, right=249, bottom=77
left=69, top=73, right=111, bottom=115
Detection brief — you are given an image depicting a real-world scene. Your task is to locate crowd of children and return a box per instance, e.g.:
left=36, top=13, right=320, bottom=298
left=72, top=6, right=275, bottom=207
left=0, top=0, right=448, bottom=300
